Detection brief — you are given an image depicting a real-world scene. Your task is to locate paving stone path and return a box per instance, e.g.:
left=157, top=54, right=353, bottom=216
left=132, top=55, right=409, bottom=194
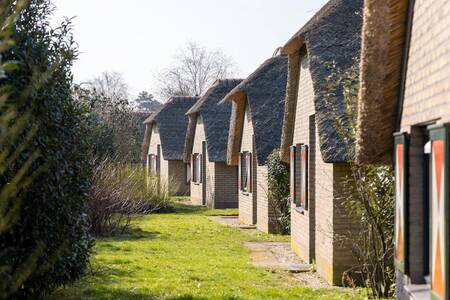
left=207, top=215, right=256, bottom=229
left=208, top=215, right=331, bottom=289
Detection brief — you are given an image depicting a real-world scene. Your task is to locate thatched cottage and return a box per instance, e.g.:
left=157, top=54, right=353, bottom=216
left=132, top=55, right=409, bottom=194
left=183, top=79, right=243, bottom=208
left=225, top=54, right=288, bottom=233
left=279, top=0, right=363, bottom=285
left=357, top=0, right=450, bottom=299
left=143, top=96, right=199, bottom=196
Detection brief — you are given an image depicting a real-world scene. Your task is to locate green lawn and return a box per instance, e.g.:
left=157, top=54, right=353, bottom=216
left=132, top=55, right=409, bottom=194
left=50, top=203, right=364, bottom=300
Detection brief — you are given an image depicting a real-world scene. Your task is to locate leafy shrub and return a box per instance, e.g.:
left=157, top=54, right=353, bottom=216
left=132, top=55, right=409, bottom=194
left=0, top=1, right=44, bottom=298
left=324, top=61, right=395, bottom=297
left=89, top=160, right=172, bottom=236
left=266, top=149, right=290, bottom=234
left=0, top=0, right=92, bottom=298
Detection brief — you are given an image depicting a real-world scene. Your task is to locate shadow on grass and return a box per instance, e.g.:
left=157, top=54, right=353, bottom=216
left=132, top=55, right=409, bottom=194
left=163, top=202, right=207, bottom=215
left=168, top=295, right=242, bottom=300
left=88, top=263, right=134, bottom=281
left=101, top=227, right=161, bottom=242
left=73, top=288, right=243, bottom=300
left=162, top=202, right=239, bottom=217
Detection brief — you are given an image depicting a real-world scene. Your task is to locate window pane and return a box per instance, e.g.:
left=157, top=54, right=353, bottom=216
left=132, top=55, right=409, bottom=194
left=290, top=146, right=296, bottom=202
left=247, top=153, right=251, bottom=193
left=300, top=145, right=308, bottom=208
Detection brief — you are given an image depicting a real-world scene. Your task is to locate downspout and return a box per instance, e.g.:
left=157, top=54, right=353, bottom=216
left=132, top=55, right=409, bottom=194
left=395, top=0, right=416, bottom=132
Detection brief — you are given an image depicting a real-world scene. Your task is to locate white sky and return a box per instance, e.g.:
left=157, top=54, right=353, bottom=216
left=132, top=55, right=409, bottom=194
left=52, top=0, right=328, bottom=99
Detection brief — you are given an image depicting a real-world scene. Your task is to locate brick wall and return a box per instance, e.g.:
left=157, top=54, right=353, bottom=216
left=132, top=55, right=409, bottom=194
left=213, top=162, right=238, bottom=209
left=148, top=124, right=187, bottom=196
left=239, top=105, right=258, bottom=225
left=191, top=116, right=208, bottom=205
left=401, top=0, right=450, bottom=132
left=148, top=124, right=169, bottom=182
left=291, top=53, right=319, bottom=264
left=290, top=53, right=357, bottom=285
left=168, top=160, right=189, bottom=196
left=191, top=116, right=238, bottom=208
left=256, top=165, right=271, bottom=233
left=397, top=0, right=450, bottom=289
left=238, top=103, right=277, bottom=232
left=332, top=163, right=360, bottom=284
left=191, top=116, right=214, bottom=205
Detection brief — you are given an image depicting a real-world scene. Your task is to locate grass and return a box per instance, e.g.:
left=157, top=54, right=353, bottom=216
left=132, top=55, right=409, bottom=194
left=49, top=203, right=364, bottom=300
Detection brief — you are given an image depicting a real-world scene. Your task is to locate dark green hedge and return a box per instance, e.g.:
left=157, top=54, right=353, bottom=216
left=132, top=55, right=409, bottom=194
left=0, top=0, right=92, bottom=298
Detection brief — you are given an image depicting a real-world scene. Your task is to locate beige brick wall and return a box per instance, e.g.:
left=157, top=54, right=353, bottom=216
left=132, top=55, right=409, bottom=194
left=400, top=0, right=450, bottom=132
left=290, top=53, right=356, bottom=285
left=239, top=105, right=258, bottom=225
left=331, top=163, right=359, bottom=284
left=213, top=162, right=238, bottom=209
left=148, top=124, right=169, bottom=181
left=256, top=165, right=270, bottom=233
left=238, top=103, right=275, bottom=232
left=398, top=2, right=450, bottom=286
left=291, top=53, right=319, bottom=264
left=148, top=124, right=188, bottom=196
left=168, top=160, right=189, bottom=196
left=191, top=116, right=209, bottom=205
left=190, top=116, right=238, bottom=208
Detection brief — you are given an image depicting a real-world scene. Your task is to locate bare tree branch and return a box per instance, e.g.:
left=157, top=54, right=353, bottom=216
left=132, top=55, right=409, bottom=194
left=156, top=41, right=237, bottom=100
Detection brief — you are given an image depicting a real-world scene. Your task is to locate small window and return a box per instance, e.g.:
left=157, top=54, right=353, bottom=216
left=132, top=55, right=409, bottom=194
left=149, top=154, right=157, bottom=174
left=290, top=145, right=296, bottom=203
left=185, top=163, right=191, bottom=184
left=298, top=145, right=308, bottom=209
left=192, top=153, right=202, bottom=183
left=240, top=152, right=252, bottom=193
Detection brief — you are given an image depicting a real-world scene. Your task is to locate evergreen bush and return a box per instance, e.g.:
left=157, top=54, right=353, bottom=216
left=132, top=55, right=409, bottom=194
left=0, top=0, right=92, bottom=297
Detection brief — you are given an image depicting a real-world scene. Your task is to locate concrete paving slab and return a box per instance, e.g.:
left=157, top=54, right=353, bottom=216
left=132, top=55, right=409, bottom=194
left=207, top=216, right=257, bottom=229
left=244, top=241, right=330, bottom=288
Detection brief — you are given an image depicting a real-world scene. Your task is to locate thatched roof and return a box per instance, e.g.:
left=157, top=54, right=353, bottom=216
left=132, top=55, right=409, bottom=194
left=356, top=0, right=410, bottom=165
left=280, top=0, right=364, bottom=164
left=144, top=96, right=199, bottom=161
left=183, top=79, right=243, bottom=163
left=225, top=55, right=288, bottom=166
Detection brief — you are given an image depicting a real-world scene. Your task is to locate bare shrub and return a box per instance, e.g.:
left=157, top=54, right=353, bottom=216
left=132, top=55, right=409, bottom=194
left=340, top=165, right=395, bottom=297
left=88, top=160, right=172, bottom=236
left=324, top=61, right=395, bottom=297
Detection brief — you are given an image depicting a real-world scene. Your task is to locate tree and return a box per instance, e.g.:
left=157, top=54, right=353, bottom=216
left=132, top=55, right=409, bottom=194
left=89, top=71, right=129, bottom=102
left=134, top=91, right=162, bottom=112
left=156, top=41, right=237, bottom=100
left=75, top=72, right=143, bottom=163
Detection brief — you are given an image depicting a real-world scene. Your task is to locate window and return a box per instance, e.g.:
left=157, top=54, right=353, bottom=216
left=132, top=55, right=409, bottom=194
left=192, top=153, right=202, bottom=184
left=149, top=154, right=157, bottom=174
left=239, top=152, right=252, bottom=193
left=185, top=163, right=191, bottom=184
left=290, top=145, right=296, bottom=203
left=298, top=145, right=308, bottom=209
left=291, top=144, right=308, bottom=209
